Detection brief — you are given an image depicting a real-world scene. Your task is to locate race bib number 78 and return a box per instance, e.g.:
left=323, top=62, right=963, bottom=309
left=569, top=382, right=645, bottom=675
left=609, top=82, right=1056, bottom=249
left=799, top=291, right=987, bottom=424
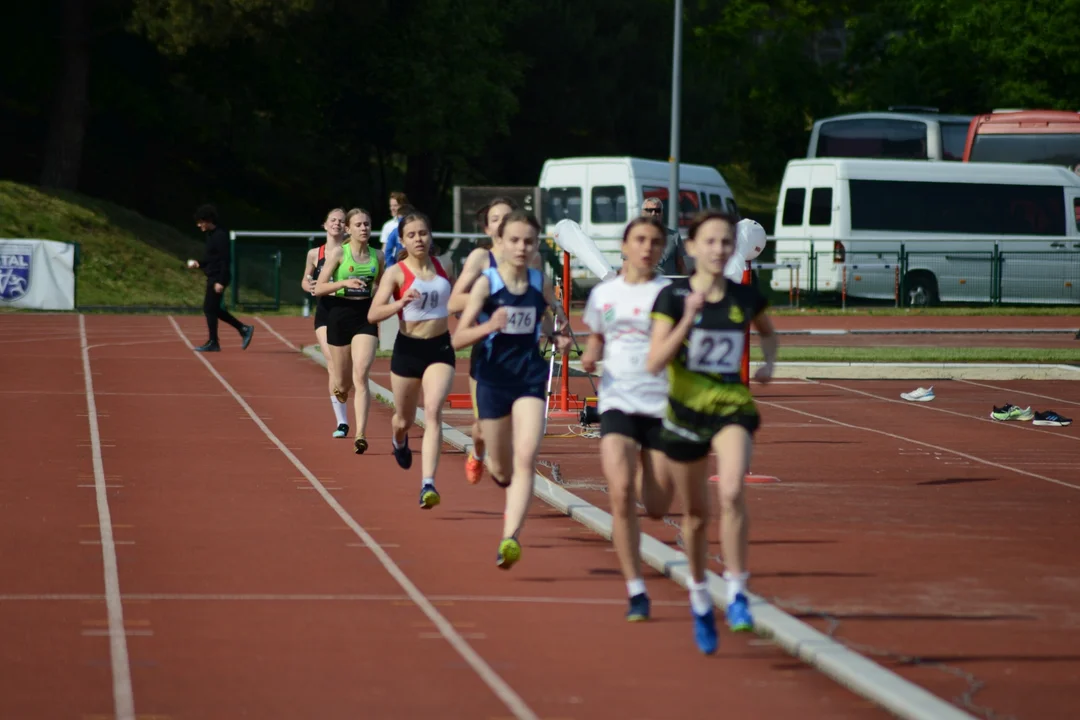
left=686, top=329, right=744, bottom=374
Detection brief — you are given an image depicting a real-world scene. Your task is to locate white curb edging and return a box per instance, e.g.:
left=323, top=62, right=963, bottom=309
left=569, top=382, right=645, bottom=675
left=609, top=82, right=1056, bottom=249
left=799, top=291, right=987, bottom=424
left=300, top=344, right=976, bottom=720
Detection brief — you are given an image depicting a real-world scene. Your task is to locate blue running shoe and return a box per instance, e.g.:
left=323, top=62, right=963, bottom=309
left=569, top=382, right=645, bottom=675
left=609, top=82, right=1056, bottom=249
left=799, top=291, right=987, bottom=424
left=627, top=593, right=650, bottom=622
left=726, top=592, right=754, bottom=632
left=419, top=484, right=440, bottom=510
left=392, top=436, right=412, bottom=469
left=692, top=608, right=718, bottom=655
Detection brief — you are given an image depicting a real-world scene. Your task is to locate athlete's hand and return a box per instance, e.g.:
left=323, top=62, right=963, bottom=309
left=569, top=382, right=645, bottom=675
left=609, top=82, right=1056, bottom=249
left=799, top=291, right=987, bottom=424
left=488, top=307, right=508, bottom=331
left=553, top=334, right=573, bottom=354
left=343, top=278, right=364, bottom=290
left=684, top=290, right=706, bottom=318
left=399, top=288, right=421, bottom=307
left=213, top=282, right=224, bottom=293
left=580, top=347, right=599, bottom=373
left=303, top=277, right=316, bottom=293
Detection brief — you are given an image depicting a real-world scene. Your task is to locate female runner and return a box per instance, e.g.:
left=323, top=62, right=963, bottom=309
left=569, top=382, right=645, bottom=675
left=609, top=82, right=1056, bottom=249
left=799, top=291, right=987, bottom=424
left=452, top=210, right=572, bottom=569
left=447, top=196, right=517, bottom=484
left=313, top=208, right=384, bottom=454
left=580, top=215, right=675, bottom=621
left=302, top=208, right=350, bottom=437
left=645, top=210, right=778, bottom=655
left=367, top=211, right=457, bottom=509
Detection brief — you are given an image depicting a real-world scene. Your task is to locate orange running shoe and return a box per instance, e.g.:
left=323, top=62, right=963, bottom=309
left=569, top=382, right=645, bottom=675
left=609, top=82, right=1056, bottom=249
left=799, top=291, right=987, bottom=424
left=465, top=452, right=484, bottom=484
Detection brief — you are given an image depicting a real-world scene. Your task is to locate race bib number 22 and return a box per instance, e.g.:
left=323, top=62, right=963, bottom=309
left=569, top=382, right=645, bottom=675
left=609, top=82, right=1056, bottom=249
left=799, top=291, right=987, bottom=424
left=686, top=329, right=744, bottom=374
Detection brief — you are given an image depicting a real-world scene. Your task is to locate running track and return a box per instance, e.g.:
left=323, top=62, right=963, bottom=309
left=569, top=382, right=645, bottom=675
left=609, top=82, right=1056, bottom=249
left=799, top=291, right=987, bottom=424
left=1, top=314, right=887, bottom=719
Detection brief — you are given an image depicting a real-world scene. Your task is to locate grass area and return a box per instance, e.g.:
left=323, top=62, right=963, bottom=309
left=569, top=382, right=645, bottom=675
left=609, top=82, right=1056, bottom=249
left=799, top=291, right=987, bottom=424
left=768, top=306, right=1080, bottom=317
left=0, top=180, right=273, bottom=308
left=749, top=346, right=1079, bottom=364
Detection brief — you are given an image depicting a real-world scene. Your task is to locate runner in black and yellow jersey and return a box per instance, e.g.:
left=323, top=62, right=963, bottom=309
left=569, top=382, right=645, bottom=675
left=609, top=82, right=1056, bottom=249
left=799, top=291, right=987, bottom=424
left=314, top=208, right=384, bottom=454
left=645, top=210, right=778, bottom=655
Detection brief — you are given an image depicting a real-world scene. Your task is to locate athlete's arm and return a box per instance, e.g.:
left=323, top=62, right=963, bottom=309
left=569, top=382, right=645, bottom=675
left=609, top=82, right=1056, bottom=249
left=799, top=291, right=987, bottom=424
left=448, top=249, right=486, bottom=314
left=751, top=308, right=777, bottom=384
left=578, top=288, right=604, bottom=374
left=366, top=265, right=413, bottom=323
left=646, top=289, right=704, bottom=374
left=314, top=247, right=357, bottom=297
left=451, top=276, right=504, bottom=350
left=301, top=247, right=318, bottom=293
left=540, top=274, right=571, bottom=331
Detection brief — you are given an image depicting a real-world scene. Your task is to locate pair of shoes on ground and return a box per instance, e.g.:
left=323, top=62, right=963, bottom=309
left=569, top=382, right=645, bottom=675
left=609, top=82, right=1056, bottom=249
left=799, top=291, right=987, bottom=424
left=991, top=404, right=1072, bottom=426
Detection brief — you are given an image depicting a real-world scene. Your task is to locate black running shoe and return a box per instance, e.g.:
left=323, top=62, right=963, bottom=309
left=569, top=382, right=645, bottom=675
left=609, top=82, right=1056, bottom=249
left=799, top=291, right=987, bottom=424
left=392, top=435, right=412, bottom=469
left=241, top=325, right=255, bottom=350
left=1033, top=411, right=1072, bottom=427
left=195, top=341, right=221, bottom=352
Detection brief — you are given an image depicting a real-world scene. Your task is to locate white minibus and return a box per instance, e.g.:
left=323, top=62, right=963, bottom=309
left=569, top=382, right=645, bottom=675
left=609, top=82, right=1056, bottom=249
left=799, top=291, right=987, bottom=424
left=771, top=158, right=1080, bottom=305
left=538, top=156, right=739, bottom=283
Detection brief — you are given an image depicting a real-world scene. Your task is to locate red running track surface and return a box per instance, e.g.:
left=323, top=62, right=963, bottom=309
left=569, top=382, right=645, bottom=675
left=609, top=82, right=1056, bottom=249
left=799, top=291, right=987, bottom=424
left=0, top=314, right=889, bottom=719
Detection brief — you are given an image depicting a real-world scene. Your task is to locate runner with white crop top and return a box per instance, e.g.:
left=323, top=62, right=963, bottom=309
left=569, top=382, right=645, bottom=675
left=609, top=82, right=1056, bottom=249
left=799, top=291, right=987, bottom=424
left=368, top=211, right=457, bottom=510
left=580, top=215, right=675, bottom=621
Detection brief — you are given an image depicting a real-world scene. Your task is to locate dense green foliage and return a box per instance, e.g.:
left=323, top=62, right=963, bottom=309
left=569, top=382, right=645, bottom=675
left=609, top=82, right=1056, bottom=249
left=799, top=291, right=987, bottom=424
left=3, top=0, right=1079, bottom=237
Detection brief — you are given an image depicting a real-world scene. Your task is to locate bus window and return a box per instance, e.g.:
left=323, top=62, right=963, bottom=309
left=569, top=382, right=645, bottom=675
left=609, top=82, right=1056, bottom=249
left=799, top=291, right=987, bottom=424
left=940, top=121, right=971, bottom=160
left=591, top=185, right=627, bottom=224
left=543, top=187, right=582, bottom=224
left=816, top=118, right=929, bottom=160
left=969, top=134, right=1080, bottom=166
left=781, top=188, right=806, bottom=226
left=642, top=186, right=703, bottom=227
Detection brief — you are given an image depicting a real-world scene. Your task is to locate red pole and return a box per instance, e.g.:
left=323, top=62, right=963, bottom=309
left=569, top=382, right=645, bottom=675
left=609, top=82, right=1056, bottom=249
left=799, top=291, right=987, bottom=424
left=741, top=263, right=751, bottom=386
left=560, top=251, right=571, bottom=412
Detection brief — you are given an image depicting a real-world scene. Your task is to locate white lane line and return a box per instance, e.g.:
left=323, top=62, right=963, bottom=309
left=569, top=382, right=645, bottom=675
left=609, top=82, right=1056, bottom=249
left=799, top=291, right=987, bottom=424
left=167, top=316, right=539, bottom=720
left=758, top=397, right=1080, bottom=492
left=0, top=592, right=688, bottom=606
left=816, top=381, right=1080, bottom=443
left=254, top=316, right=302, bottom=350
left=956, top=378, right=1080, bottom=408
left=79, top=315, right=136, bottom=720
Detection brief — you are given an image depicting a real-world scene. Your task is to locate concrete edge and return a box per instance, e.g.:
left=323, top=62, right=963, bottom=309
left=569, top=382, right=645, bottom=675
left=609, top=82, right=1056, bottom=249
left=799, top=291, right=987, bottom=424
left=300, top=344, right=976, bottom=720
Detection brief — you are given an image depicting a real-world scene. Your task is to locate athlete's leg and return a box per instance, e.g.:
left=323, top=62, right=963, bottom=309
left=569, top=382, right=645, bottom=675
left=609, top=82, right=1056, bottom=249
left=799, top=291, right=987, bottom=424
left=502, top=396, right=545, bottom=540
left=390, top=373, right=421, bottom=447
left=479, top=415, right=514, bottom=488
left=419, top=362, right=455, bottom=482
left=712, top=424, right=754, bottom=630
left=328, top=342, right=353, bottom=403
left=349, top=334, right=378, bottom=449
left=639, top=449, right=675, bottom=520
left=667, top=451, right=717, bottom=652
left=465, top=377, right=486, bottom=484
left=601, top=433, right=644, bottom=587
left=315, top=325, right=334, bottom=393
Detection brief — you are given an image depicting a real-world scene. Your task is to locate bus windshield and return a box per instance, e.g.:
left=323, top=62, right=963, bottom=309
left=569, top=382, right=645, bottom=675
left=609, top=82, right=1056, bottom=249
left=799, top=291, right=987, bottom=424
left=969, top=134, right=1080, bottom=167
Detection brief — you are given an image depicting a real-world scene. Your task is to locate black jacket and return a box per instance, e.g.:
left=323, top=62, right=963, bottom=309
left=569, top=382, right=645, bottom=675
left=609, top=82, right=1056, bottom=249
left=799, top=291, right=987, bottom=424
left=200, top=226, right=231, bottom=285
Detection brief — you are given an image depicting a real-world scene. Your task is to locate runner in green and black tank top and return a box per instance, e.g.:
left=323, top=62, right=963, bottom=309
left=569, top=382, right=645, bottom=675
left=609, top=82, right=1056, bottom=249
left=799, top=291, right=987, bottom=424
left=645, top=210, right=778, bottom=656
left=313, top=208, right=384, bottom=455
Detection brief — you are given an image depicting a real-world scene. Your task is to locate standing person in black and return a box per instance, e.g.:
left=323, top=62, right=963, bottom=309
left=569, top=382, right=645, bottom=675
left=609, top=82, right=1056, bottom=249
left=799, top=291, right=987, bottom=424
left=188, top=204, right=255, bottom=352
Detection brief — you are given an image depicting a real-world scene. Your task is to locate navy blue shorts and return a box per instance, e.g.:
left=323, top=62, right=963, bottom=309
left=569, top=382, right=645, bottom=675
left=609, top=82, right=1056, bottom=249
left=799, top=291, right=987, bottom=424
left=475, top=381, right=546, bottom=420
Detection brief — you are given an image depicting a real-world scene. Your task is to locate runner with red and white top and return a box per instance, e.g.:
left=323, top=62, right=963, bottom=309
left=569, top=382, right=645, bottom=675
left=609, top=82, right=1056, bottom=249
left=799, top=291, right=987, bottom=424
left=301, top=208, right=349, bottom=437
left=580, top=215, right=675, bottom=622
left=368, top=211, right=457, bottom=510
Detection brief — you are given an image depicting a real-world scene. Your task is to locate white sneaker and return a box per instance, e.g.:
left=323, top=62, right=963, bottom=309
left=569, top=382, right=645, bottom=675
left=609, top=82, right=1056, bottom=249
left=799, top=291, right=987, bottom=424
left=900, top=386, right=935, bottom=402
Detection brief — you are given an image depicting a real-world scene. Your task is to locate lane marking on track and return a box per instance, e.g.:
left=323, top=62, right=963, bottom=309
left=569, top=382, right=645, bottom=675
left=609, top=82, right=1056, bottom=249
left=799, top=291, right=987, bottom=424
left=79, top=314, right=136, bottom=720
left=1, top=593, right=689, bottom=606
left=168, top=316, right=540, bottom=720
left=956, top=378, right=1080, bottom=408
left=758, top=398, right=1080, bottom=492
left=815, top=381, right=1080, bottom=444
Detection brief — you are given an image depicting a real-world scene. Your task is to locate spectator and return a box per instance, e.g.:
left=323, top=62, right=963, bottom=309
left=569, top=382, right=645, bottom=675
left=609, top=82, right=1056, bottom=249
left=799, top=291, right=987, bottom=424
left=188, top=204, right=254, bottom=352
left=377, top=192, right=408, bottom=249
left=382, top=203, right=416, bottom=269
left=641, top=198, right=688, bottom=276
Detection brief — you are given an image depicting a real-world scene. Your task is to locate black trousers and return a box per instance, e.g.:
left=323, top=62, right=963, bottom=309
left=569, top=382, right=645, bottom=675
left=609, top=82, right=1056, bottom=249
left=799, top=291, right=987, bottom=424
left=203, top=281, right=244, bottom=343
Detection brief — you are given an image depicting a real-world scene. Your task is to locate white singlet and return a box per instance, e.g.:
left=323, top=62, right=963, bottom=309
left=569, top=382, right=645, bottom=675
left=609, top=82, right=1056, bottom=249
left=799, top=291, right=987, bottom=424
left=395, top=259, right=451, bottom=322
left=582, top=274, right=671, bottom=417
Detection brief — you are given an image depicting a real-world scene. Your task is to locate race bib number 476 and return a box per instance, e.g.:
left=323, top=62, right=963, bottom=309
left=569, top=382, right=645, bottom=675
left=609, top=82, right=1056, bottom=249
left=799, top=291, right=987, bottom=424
left=686, top=329, right=744, bottom=374
left=502, top=306, right=537, bottom=335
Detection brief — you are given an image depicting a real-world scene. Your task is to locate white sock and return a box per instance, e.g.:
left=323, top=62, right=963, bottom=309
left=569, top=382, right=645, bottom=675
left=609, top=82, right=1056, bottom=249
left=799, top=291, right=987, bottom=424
left=472, top=448, right=485, bottom=461
left=723, top=571, right=749, bottom=604
left=422, top=477, right=435, bottom=488
left=689, top=580, right=712, bottom=616
left=331, top=397, right=348, bottom=425
left=627, top=578, right=647, bottom=598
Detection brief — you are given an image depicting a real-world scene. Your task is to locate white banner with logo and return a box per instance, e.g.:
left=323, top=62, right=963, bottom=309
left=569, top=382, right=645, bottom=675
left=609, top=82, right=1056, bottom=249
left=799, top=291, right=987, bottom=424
left=0, top=239, right=77, bottom=310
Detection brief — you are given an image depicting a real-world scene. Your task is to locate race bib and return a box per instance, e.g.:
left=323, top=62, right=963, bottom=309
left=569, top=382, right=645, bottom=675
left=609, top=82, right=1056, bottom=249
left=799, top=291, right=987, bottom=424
left=686, top=329, right=744, bottom=374
left=501, top=306, right=537, bottom=335
left=343, top=280, right=371, bottom=298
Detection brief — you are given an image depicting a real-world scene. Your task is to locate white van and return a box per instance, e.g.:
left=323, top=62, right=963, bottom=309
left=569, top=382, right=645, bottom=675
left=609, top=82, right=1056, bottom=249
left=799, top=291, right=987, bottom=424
left=771, top=158, right=1080, bottom=305
left=538, top=156, right=738, bottom=282
left=807, top=110, right=973, bottom=162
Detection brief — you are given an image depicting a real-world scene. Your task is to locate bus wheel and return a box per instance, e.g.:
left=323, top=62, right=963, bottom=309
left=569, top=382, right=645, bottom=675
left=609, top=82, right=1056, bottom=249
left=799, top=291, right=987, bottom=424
left=906, top=271, right=938, bottom=307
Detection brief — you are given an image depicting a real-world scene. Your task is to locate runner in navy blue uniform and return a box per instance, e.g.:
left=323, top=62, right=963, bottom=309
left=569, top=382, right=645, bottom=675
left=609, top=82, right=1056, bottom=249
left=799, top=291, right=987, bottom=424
left=302, top=208, right=349, bottom=437
left=452, top=210, right=572, bottom=569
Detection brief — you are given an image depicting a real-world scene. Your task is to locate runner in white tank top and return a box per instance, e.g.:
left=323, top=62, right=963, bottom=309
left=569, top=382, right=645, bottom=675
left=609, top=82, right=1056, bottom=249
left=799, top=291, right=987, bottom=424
left=580, top=216, right=675, bottom=622
left=368, top=211, right=457, bottom=511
